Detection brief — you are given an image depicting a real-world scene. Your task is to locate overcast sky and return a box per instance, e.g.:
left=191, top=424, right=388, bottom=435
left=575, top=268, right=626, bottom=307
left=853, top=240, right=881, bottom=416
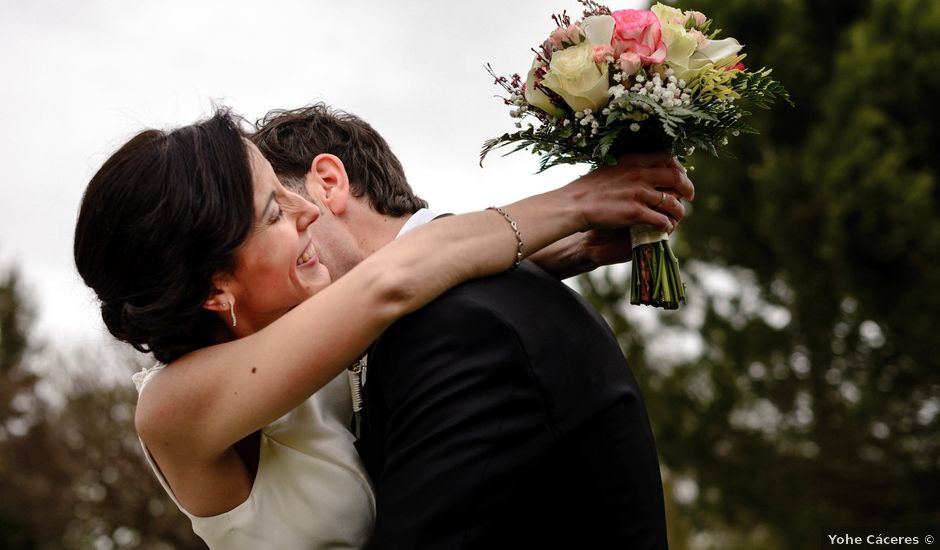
left=0, top=0, right=648, bottom=347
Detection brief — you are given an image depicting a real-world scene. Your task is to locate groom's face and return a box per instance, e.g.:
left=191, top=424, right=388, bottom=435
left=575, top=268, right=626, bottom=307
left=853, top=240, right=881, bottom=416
left=296, top=189, right=364, bottom=282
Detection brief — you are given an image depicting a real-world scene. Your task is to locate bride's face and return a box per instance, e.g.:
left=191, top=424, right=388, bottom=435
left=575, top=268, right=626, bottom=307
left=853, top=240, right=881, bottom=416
left=225, top=143, right=332, bottom=331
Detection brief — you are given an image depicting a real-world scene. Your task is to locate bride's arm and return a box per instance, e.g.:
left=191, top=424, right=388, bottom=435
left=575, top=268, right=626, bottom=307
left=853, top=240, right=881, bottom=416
left=529, top=155, right=693, bottom=279
left=136, top=161, right=681, bottom=460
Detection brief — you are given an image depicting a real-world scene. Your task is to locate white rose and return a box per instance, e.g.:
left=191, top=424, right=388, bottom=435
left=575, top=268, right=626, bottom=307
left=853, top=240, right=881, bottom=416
left=524, top=58, right=564, bottom=118
left=660, top=22, right=700, bottom=81
left=541, top=41, right=611, bottom=113
left=661, top=20, right=744, bottom=83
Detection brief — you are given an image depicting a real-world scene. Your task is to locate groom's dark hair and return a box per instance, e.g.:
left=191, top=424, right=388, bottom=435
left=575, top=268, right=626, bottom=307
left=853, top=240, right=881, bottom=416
left=251, top=103, right=427, bottom=217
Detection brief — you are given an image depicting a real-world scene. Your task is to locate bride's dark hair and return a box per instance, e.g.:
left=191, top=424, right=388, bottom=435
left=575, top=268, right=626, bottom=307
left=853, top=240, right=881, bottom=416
left=74, top=110, right=254, bottom=363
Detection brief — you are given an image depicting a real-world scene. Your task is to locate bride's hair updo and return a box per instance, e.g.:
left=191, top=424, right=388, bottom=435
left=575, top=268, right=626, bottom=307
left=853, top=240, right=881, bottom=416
left=74, top=110, right=254, bottom=363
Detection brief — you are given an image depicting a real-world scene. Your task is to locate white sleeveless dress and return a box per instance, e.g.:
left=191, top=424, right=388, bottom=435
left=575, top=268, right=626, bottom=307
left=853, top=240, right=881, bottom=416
left=133, top=365, right=375, bottom=549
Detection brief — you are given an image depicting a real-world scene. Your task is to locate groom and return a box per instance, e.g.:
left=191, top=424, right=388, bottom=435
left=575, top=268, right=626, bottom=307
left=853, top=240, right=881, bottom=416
left=252, top=104, right=691, bottom=549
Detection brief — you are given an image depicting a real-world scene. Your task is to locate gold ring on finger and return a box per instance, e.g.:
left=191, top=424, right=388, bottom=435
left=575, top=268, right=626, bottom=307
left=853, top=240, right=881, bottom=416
left=655, top=191, right=666, bottom=207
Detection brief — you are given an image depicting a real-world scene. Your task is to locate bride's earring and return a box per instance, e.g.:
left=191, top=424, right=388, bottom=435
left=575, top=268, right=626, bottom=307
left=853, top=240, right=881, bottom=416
left=228, top=300, right=237, bottom=328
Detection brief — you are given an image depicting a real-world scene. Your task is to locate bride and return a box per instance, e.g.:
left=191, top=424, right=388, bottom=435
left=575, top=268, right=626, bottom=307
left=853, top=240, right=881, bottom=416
left=73, top=109, right=690, bottom=548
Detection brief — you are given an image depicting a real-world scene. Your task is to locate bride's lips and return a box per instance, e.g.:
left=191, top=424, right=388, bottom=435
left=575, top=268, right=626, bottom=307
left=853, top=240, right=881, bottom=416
left=296, top=240, right=319, bottom=268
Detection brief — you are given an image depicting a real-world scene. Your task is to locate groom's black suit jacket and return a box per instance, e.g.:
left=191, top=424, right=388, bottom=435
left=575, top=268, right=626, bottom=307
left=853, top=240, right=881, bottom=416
left=356, top=261, right=668, bottom=549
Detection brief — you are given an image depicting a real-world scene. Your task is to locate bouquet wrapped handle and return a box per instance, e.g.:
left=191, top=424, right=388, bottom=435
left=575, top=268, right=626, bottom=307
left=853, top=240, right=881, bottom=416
left=629, top=223, right=685, bottom=309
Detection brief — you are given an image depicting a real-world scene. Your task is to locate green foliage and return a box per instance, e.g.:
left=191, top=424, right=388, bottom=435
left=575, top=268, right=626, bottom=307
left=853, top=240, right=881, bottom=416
left=0, top=267, right=41, bottom=547
left=0, top=266, right=204, bottom=549
left=0, top=269, right=31, bottom=376
left=579, top=0, right=940, bottom=548
left=731, top=68, right=789, bottom=110
left=481, top=67, right=789, bottom=172
left=481, top=16, right=790, bottom=173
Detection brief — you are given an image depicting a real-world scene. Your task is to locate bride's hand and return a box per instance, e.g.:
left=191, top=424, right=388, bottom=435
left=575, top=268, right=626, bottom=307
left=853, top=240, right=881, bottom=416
left=529, top=154, right=692, bottom=279
left=564, top=152, right=694, bottom=232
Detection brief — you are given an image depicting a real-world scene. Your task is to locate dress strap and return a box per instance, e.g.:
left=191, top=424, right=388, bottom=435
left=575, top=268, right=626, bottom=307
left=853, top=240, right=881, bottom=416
left=132, top=363, right=166, bottom=393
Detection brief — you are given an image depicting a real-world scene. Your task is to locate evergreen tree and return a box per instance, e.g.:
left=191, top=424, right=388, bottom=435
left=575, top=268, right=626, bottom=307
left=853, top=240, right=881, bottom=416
left=0, top=266, right=203, bottom=548
left=581, top=0, right=940, bottom=547
left=0, top=267, right=43, bottom=547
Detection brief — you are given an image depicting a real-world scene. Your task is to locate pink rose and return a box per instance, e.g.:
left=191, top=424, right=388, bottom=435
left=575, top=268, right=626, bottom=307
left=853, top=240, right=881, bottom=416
left=549, top=24, right=583, bottom=49
left=618, top=51, right=642, bottom=75
left=688, top=11, right=707, bottom=26
left=610, top=9, right=667, bottom=65
left=593, top=44, right=615, bottom=63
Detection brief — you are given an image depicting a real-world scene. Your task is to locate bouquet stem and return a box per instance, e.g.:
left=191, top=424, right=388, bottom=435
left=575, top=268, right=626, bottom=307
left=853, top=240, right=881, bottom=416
left=629, top=224, right=686, bottom=310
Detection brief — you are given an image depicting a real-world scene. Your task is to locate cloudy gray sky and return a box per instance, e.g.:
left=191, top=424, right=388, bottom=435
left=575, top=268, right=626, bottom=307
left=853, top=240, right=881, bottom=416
left=1, top=0, right=646, bottom=346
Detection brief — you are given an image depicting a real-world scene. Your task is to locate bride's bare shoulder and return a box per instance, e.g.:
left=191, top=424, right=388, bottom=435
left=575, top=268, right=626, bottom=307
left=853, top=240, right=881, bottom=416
left=134, top=355, right=257, bottom=512
left=134, top=356, right=213, bottom=452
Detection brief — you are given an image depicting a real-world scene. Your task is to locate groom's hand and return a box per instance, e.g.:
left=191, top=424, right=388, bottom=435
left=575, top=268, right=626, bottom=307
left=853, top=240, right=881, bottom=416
left=529, top=226, right=653, bottom=280
left=578, top=226, right=634, bottom=267
left=528, top=228, right=633, bottom=280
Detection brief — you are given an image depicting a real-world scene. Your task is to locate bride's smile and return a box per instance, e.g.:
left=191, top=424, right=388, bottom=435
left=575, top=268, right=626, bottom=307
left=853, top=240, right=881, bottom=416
left=223, top=144, right=333, bottom=334
left=296, top=240, right=319, bottom=267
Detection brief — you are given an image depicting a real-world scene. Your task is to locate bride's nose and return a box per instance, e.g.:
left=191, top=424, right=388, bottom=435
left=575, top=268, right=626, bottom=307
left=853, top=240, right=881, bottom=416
left=295, top=195, right=320, bottom=230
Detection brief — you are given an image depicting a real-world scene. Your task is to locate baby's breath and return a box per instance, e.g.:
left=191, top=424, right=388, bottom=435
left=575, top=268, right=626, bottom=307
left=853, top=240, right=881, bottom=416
left=481, top=0, right=792, bottom=310
left=480, top=4, right=791, bottom=172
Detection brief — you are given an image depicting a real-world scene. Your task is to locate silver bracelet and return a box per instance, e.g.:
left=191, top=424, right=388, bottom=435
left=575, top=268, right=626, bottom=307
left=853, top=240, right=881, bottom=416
left=486, top=206, right=524, bottom=270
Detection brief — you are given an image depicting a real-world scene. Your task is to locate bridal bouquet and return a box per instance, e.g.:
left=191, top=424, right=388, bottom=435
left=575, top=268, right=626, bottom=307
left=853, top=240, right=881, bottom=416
left=482, top=0, right=790, bottom=309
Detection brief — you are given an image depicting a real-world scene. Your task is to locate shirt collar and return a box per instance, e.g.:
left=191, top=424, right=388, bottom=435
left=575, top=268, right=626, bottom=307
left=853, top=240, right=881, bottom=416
left=395, top=208, right=437, bottom=239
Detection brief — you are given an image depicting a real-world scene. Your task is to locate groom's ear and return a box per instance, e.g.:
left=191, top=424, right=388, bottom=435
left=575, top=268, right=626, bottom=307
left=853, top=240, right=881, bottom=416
left=307, top=154, right=350, bottom=216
